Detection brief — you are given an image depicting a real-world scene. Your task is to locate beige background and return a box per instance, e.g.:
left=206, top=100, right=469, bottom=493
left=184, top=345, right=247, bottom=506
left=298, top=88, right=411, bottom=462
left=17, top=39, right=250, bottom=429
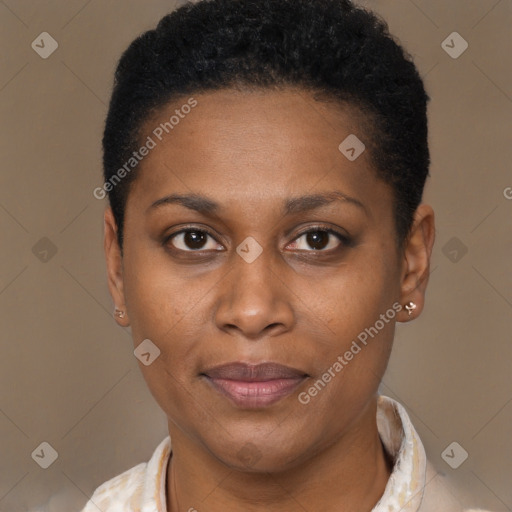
left=0, top=0, right=511, bottom=511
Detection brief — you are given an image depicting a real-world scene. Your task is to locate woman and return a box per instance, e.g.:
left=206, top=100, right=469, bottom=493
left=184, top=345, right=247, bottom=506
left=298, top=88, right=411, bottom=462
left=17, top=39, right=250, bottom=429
left=83, top=0, right=492, bottom=510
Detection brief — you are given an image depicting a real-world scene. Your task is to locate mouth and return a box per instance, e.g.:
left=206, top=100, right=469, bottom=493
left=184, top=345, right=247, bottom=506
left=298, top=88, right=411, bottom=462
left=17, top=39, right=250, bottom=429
left=201, top=362, right=309, bottom=408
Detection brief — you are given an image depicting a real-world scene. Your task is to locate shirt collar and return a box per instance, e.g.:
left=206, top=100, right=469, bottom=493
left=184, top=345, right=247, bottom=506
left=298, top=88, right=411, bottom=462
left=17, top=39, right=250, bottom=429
left=141, top=394, right=427, bottom=511
left=373, top=395, right=427, bottom=511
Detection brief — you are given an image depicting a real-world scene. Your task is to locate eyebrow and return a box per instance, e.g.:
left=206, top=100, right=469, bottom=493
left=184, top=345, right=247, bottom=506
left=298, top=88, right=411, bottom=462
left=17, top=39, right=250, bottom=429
left=148, top=191, right=366, bottom=216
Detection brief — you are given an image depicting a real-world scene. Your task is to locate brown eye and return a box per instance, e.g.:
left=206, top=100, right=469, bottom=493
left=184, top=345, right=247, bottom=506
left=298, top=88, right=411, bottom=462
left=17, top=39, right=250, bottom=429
left=288, top=227, right=349, bottom=252
left=304, top=231, right=330, bottom=250
left=166, top=229, right=222, bottom=252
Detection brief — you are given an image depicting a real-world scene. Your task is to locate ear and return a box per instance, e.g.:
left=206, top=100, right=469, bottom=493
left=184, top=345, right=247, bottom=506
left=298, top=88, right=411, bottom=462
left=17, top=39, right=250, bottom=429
left=397, top=203, right=435, bottom=322
left=104, top=207, right=130, bottom=326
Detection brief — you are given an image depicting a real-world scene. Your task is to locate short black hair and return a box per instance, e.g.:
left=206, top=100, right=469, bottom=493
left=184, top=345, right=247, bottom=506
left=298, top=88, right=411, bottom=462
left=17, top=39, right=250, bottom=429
left=102, top=0, right=430, bottom=250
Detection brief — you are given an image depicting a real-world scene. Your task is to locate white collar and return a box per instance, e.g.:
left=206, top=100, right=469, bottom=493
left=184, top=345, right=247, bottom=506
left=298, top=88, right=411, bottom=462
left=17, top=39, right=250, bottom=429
left=372, top=395, right=427, bottom=511
left=141, top=395, right=427, bottom=511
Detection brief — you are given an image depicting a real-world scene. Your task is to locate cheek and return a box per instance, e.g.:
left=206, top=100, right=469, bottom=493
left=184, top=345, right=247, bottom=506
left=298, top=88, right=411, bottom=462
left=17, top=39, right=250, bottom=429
left=326, top=257, right=398, bottom=337
left=303, top=287, right=396, bottom=424
left=309, top=248, right=399, bottom=383
left=122, top=246, right=197, bottom=339
left=121, top=249, right=215, bottom=411
left=138, top=360, right=214, bottom=433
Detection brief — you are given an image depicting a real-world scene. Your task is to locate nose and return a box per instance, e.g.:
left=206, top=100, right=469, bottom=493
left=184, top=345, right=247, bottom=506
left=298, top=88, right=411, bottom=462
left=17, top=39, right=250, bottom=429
left=213, top=243, right=295, bottom=340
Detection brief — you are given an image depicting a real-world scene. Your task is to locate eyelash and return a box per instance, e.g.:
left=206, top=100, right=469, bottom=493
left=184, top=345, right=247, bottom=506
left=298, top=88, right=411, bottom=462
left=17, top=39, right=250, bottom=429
left=163, top=224, right=351, bottom=254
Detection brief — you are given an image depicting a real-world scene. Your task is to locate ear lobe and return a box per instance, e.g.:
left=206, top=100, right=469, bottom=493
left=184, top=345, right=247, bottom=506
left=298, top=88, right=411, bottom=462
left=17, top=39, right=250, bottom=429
left=104, top=207, right=130, bottom=326
left=397, top=204, right=435, bottom=323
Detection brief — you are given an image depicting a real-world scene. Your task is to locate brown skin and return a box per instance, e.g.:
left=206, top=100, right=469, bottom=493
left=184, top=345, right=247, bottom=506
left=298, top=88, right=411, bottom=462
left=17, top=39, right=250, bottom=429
left=104, top=88, right=435, bottom=512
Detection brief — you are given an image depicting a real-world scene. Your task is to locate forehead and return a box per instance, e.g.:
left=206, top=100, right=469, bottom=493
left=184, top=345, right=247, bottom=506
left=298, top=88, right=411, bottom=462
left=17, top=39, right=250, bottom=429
left=129, top=88, right=391, bottom=219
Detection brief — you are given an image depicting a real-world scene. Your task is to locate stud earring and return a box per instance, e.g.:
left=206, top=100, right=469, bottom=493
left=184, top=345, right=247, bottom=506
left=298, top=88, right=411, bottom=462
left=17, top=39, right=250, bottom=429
left=404, top=301, right=417, bottom=317
left=114, top=308, right=126, bottom=319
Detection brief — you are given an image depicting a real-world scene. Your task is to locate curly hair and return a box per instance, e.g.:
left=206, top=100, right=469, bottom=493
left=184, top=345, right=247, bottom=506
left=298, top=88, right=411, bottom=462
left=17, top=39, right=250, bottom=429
left=102, top=0, right=430, bottom=250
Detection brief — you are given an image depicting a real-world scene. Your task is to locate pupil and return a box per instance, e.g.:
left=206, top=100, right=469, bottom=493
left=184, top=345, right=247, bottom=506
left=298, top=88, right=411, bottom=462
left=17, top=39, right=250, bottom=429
left=185, top=231, right=206, bottom=249
left=307, top=231, right=328, bottom=250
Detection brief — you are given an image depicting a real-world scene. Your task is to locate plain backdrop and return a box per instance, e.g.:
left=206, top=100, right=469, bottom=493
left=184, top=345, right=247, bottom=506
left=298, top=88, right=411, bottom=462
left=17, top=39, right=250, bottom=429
left=0, top=0, right=511, bottom=510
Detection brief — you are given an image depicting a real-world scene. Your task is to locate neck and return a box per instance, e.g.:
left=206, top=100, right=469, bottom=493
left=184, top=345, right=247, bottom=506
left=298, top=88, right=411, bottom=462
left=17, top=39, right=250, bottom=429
left=166, top=397, right=393, bottom=512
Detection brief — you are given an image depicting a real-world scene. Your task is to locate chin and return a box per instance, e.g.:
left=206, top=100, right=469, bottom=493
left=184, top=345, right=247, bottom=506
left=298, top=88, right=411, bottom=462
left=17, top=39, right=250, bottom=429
left=206, top=431, right=310, bottom=473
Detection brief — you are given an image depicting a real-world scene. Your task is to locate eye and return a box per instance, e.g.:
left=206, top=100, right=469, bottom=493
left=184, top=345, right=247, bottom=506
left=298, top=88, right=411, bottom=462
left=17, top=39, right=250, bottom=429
left=165, top=228, right=222, bottom=252
left=164, top=225, right=350, bottom=254
left=287, top=226, right=349, bottom=252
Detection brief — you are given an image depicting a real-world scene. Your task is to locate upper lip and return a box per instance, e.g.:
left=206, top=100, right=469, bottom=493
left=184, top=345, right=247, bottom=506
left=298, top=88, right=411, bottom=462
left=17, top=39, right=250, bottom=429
left=202, top=362, right=308, bottom=381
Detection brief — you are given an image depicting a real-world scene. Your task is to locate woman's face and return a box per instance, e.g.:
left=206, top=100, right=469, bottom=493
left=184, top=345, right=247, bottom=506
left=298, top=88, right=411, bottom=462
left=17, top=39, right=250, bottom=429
left=105, top=88, right=433, bottom=471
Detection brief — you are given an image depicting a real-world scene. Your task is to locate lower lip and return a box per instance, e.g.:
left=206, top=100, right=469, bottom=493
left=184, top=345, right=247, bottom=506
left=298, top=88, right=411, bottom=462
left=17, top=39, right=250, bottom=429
left=204, top=376, right=306, bottom=408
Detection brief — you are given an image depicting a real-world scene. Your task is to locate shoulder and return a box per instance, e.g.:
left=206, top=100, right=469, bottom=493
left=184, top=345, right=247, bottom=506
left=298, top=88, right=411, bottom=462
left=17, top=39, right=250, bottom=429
left=80, top=462, right=147, bottom=511
left=80, top=436, right=172, bottom=512
left=419, top=459, right=494, bottom=512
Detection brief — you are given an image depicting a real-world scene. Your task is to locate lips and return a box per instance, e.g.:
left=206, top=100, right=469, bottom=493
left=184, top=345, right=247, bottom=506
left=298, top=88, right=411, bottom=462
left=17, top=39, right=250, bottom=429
left=202, top=362, right=308, bottom=408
